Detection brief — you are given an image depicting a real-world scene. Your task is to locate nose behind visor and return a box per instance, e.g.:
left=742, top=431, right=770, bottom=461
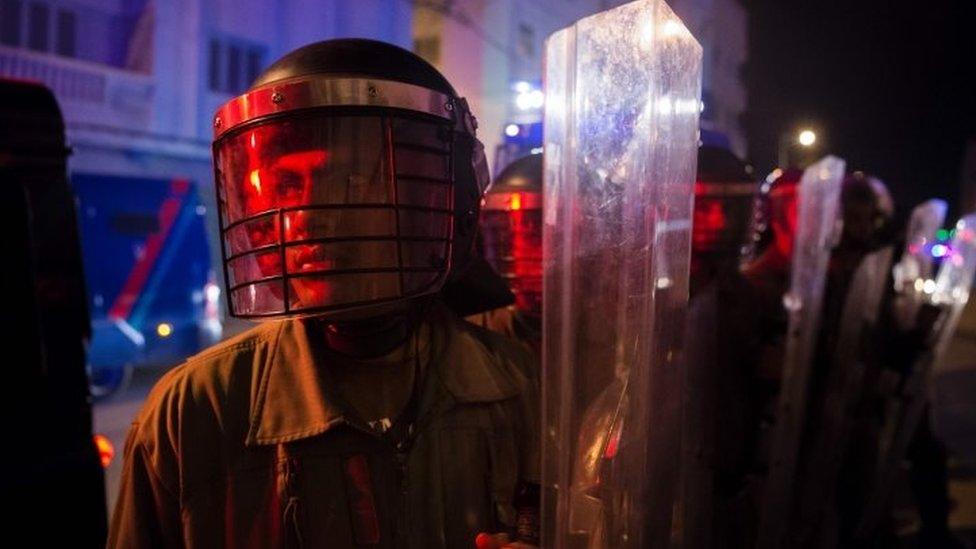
left=214, top=114, right=456, bottom=318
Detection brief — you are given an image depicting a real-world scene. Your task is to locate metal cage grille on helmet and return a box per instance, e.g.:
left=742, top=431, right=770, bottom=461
left=213, top=113, right=455, bottom=318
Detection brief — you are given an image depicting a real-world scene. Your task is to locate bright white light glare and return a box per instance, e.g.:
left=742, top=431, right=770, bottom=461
left=914, top=279, right=925, bottom=292
left=656, top=96, right=673, bottom=114
left=655, top=277, right=673, bottom=289
left=515, top=86, right=544, bottom=111
left=505, top=124, right=520, bottom=137
left=514, top=81, right=531, bottom=93
left=639, top=18, right=654, bottom=48
left=798, top=129, right=817, bottom=146
left=675, top=99, right=699, bottom=114
left=205, top=282, right=221, bottom=303
left=782, top=293, right=802, bottom=312
left=700, top=100, right=705, bottom=113
left=922, top=279, right=937, bottom=294
left=529, top=90, right=545, bottom=109
left=931, top=244, right=948, bottom=258
left=663, top=19, right=682, bottom=37
left=530, top=147, right=543, bottom=155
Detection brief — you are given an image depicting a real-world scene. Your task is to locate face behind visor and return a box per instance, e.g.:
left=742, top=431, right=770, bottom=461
left=692, top=146, right=757, bottom=257
left=211, top=39, right=489, bottom=320
left=481, top=153, right=543, bottom=320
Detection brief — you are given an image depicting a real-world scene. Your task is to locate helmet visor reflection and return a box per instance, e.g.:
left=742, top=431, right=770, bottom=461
left=214, top=114, right=454, bottom=318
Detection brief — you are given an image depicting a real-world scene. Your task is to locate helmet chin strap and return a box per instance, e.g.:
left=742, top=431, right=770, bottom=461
left=321, top=299, right=431, bottom=359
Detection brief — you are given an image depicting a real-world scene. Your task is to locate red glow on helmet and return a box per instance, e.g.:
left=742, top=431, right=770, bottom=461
left=510, top=210, right=542, bottom=313
left=482, top=212, right=542, bottom=313
left=213, top=40, right=467, bottom=319
left=482, top=188, right=543, bottom=317
left=510, top=192, right=522, bottom=211
left=765, top=169, right=802, bottom=257
left=692, top=197, right=728, bottom=251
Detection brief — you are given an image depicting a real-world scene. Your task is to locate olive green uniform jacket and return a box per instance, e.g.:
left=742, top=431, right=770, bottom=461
left=108, top=304, right=539, bottom=548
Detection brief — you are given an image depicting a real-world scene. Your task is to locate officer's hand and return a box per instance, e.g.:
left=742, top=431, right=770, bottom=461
left=474, top=532, right=538, bottom=549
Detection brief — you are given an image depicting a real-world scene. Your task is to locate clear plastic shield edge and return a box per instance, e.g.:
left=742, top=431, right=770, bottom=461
left=856, top=212, right=976, bottom=538
left=894, top=199, right=948, bottom=292
left=891, top=199, right=948, bottom=327
left=757, top=155, right=846, bottom=549
left=541, top=1, right=702, bottom=547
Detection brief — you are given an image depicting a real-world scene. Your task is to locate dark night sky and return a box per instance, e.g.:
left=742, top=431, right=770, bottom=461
left=742, top=0, right=976, bottom=220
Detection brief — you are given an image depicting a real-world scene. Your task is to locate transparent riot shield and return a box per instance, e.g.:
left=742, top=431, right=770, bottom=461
left=679, top=288, right=721, bottom=549
left=792, top=243, right=895, bottom=547
left=791, top=200, right=946, bottom=545
left=756, top=156, right=846, bottom=549
left=541, top=2, right=702, bottom=547
left=891, top=199, right=949, bottom=327
left=856, top=213, right=976, bottom=539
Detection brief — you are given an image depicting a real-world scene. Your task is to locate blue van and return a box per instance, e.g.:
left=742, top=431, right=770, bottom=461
left=72, top=174, right=220, bottom=398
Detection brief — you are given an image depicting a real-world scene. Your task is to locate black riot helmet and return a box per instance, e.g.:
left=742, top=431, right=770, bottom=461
left=211, top=39, right=490, bottom=320
left=692, top=146, right=757, bottom=257
left=839, top=172, right=895, bottom=252
left=481, top=154, right=543, bottom=319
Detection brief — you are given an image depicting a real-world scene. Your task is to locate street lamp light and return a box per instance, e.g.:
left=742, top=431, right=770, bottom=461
left=778, top=127, right=820, bottom=168
left=798, top=129, right=816, bottom=147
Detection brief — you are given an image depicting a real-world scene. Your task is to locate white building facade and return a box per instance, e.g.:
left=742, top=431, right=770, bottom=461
left=0, top=0, right=413, bottom=302
left=412, top=0, right=747, bottom=172
left=0, top=0, right=746, bottom=280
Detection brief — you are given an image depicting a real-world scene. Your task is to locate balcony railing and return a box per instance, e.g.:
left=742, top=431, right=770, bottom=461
left=0, top=45, right=154, bottom=130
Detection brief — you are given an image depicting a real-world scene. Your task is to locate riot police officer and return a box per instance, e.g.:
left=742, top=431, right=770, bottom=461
left=472, top=153, right=543, bottom=350
left=682, top=146, right=763, bottom=548
left=109, top=39, right=539, bottom=548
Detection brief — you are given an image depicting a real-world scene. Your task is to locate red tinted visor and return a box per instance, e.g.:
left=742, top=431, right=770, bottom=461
left=214, top=114, right=455, bottom=318
left=692, top=182, right=756, bottom=253
left=481, top=192, right=543, bottom=317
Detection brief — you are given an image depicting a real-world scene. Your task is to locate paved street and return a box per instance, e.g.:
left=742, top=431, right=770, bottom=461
left=941, top=298, right=976, bottom=545
left=93, top=367, right=169, bottom=516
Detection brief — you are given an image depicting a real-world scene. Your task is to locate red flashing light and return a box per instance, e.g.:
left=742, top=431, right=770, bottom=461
left=510, top=192, right=522, bottom=211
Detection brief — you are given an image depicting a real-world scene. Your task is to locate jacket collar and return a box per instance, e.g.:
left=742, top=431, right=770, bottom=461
left=245, top=303, right=526, bottom=446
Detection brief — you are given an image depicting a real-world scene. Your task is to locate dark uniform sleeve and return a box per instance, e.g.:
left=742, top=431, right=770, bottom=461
left=107, top=423, right=183, bottom=548
left=516, top=351, right=541, bottom=484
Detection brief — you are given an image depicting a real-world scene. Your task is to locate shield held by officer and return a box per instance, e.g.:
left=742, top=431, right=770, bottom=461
left=891, top=199, right=949, bottom=327
left=791, top=175, right=901, bottom=547
left=541, top=2, right=702, bottom=548
left=856, top=212, right=976, bottom=541
left=679, top=146, right=761, bottom=549
left=756, top=155, right=846, bottom=549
